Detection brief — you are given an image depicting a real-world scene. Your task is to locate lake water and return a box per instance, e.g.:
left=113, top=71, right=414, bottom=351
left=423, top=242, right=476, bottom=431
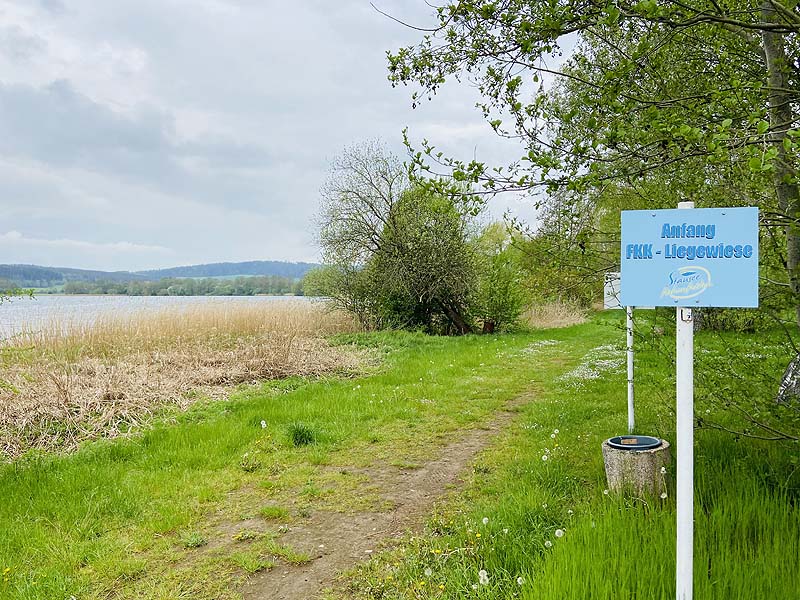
left=0, top=295, right=313, bottom=337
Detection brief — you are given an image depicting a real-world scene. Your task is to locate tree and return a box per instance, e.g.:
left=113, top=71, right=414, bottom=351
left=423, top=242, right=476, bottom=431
left=388, top=0, right=800, bottom=324
left=471, top=223, right=527, bottom=332
left=316, top=141, right=480, bottom=333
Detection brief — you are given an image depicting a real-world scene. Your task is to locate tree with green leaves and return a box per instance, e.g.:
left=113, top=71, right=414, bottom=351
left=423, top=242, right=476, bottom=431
left=388, top=0, right=799, bottom=324
left=316, top=141, right=480, bottom=333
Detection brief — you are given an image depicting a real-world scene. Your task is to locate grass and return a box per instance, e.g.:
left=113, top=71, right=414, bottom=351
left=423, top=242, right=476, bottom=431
left=338, top=313, right=799, bottom=599
left=0, top=301, right=361, bottom=457
left=0, top=323, right=594, bottom=598
left=0, top=310, right=796, bottom=598
left=521, top=301, right=588, bottom=330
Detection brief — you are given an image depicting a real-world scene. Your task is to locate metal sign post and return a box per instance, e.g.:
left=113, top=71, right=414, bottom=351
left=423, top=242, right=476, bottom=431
left=626, top=305, right=635, bottom=434
left=675, top=201, right=694, bottom=600
left=604, top=272, right=637, bottom=434
left=620, top=203, right=759, bottom=600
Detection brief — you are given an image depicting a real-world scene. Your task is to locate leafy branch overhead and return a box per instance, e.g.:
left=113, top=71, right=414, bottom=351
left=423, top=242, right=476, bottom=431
left=388, top=0, right=800, bottom=326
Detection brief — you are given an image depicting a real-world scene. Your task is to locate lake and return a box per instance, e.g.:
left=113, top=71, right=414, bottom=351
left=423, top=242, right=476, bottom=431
left=0, top=295, right=314, bottom=338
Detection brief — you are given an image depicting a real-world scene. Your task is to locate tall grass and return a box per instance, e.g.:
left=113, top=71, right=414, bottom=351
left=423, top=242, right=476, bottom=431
left=522, top=302, right=588, bottom=330
left=0, top=301, right=360, bottom=458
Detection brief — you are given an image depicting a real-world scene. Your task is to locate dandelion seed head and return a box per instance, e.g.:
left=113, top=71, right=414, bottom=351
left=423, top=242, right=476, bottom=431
left=544, top=540, right=553, bottom=548
left=424, top=568, right=432, bottom=577
left=542, top=455, right=548, bottom=461
left=603, top=489, right=609, bottom=495
left=660, top=466, right=667, bottom=474
left=517, top=576, right=524, bottom=585
left=482, top=517, right=489, bottom=525
left=661, top=492, right=668, bottom=499
left=555, top=529, right=564, bottom=538
left=478, top=569, right=489, bottom=585
left=260, top=420, right=267, bottom=428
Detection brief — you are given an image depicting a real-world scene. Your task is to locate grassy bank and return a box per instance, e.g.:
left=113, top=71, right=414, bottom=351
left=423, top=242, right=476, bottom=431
left=0, top=301, right=359, bottom=457
left=0, top=312, right=796, bottom=598
left=0, top=319, right=606, bottom=599
left=339, top=314, right=800, bottom=599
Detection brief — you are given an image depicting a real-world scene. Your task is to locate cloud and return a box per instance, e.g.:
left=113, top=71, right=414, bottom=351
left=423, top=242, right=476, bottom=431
left=0, top=230, right=173, bottom=271
left=0, top=0, right=531, bottom=271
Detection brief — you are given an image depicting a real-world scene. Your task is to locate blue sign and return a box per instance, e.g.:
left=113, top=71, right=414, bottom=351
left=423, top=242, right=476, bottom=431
left=620, top=207, right=759, bottom=307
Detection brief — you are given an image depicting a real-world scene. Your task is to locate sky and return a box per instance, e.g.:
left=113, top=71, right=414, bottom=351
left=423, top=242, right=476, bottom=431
left=0, top=0, right=536, bottom=271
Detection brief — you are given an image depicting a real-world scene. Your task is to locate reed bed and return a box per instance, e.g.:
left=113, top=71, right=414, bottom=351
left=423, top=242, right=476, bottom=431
left=0, top=301, right=361, bottom=459
left=522, top=301, right=588, bottom=329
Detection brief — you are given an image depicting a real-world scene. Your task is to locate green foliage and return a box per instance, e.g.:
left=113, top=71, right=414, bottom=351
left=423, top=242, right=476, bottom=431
left=316, top=142, right=485, bottom=334
left=59, top=275, right=304, bottom=296
left=388, top=0, right=800, bottom=327
left=471, top=223, right=527, bottom=331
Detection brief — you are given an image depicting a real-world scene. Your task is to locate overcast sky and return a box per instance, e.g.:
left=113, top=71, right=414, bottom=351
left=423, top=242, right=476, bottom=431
left=0, top=0, right=534, bottom=271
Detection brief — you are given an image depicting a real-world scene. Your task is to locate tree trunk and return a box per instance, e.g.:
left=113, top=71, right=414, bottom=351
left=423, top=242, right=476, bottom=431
left=762, top=1, right=800, bottom=329
left=439, top=300, right=473, bottom=335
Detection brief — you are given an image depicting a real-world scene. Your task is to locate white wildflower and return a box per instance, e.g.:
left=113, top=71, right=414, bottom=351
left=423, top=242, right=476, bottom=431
left=517, top=576, right=524, bottom=585
left=260, top=420, right=267, bottom=429
left=660, top=492, right=668, bottom=499
left=660, top=466, right=667, bottom=474
left=478, top=569, right=489, bottom=585
left=424, top=568, right=432, bottom=577
left=542, top=455, right=548, bottom=461
left=544, top=540, right=553, bottom=548
left=482, top=517, right=489, bottom=525
left=555, top=529, right=564, bottom=538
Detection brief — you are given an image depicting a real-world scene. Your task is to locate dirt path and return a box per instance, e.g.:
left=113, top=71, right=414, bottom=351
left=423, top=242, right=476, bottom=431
left=238, top=395, right=530, bottom=600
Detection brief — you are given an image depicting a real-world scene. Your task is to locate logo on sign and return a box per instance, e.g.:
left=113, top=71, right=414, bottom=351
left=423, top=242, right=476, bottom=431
left=660, top=266, right=712, bottom=300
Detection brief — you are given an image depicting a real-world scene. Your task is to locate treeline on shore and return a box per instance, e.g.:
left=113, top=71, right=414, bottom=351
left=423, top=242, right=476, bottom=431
left=51, top=275, right=305, bottom=296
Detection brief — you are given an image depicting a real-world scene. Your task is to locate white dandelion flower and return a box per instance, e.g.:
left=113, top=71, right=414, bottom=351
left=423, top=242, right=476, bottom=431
left=603, top=489, right=609, bottom=495
left=517, top=576, right=524, bottom=585
left=478, top=569, right=489, bottom=585
left=550, top=433, right=556, bottom=439
left=544, top=540, right=553, bottom=548
left=482, top=517, right=489, bottom=525
left=555, top=529, right=564, bottom=538
left=553, top=429, right=559, bottom=434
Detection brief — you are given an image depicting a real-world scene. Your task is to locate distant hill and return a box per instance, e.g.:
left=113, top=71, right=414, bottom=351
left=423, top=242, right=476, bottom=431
left=0, top=261, right=318, bottom=288
left=138, top=261, right=316, bottom=280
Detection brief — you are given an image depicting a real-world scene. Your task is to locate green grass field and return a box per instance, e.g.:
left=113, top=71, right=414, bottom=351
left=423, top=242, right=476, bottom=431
left=0, top=313, right=797, bottom=599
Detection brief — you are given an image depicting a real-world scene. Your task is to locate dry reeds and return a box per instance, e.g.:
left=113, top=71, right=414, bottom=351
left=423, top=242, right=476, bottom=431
left=0, top=301, right=361, bottom=459
left=522, top=302, right=588, bottom=329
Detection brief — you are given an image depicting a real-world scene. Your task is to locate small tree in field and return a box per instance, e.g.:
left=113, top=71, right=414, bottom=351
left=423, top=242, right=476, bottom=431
left=316, top=141, right=479, bottom=333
